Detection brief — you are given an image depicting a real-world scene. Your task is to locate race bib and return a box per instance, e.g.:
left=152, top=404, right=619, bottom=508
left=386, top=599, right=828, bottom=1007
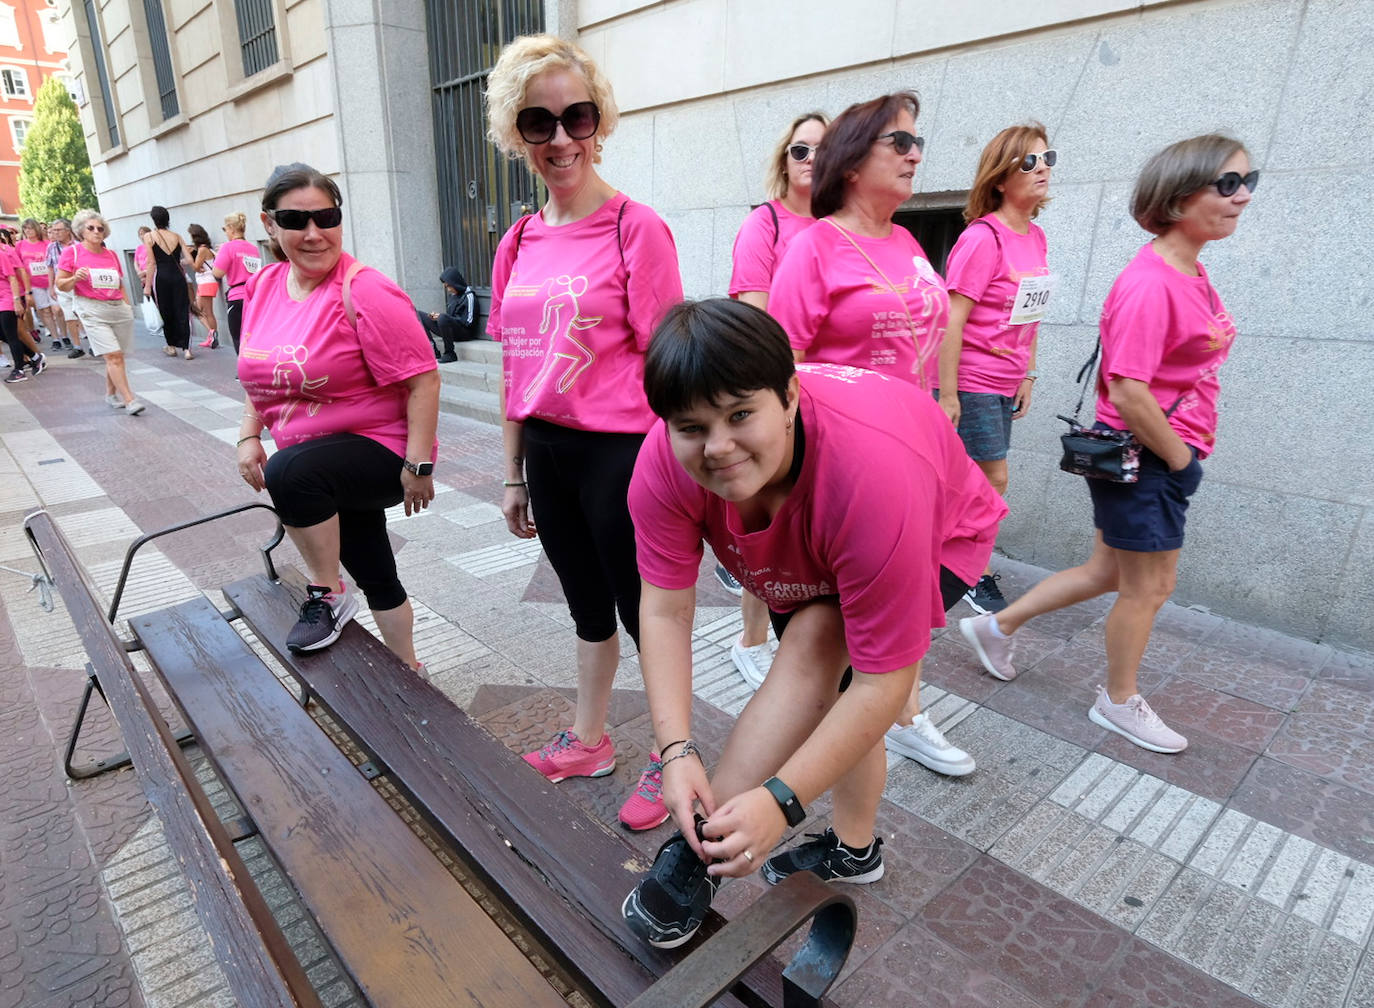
left=243, top=256, right=262, bottom=274
left=28, top=261, right=47, bottom=276
left=89, top=268, right=120, bottom=290
left=1008, top=273, right=1058, bottom=326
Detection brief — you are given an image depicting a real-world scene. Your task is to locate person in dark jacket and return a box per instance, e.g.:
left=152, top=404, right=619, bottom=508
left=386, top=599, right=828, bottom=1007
left=419, top=266, right=479, bottom=362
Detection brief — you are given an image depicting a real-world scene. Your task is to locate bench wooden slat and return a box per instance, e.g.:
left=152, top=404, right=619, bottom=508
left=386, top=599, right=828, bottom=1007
left=132, top=595, right=567, bottom=1008
left=23, top=511, right=321, bottom=1008
left=226, top=570, right=793, bottom=1008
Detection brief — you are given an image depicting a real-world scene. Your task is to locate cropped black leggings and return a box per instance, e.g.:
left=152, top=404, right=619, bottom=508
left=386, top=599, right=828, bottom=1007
left=523, top=419, right=644, bottom=647
left=263, top=433, right=407, bottom=611
left=1, top=310, right=30, bottom=367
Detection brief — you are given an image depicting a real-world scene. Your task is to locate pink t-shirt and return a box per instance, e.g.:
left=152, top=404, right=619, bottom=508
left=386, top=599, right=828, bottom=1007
left=213, top=239, right=263, bottom=302
left=1095, top=243, right=1238, bottom=458
left=729, top=200, right=815, bottom=297
left=943, top=215, right=1050, bottom=396
left=0, top=248, right=21, bottom=312
left=630, top=363, right=1006, bottom=674
left=134, top=244, right=149, bottom=274
left=238, top=253, right=438, bottom=460
left=770, top=219, right=948, bottom=390
left=488, top=194, right=682, bottom=433
left=16, top=239, right=50, bottom=288
left=57, top=245, right=126, bottom=301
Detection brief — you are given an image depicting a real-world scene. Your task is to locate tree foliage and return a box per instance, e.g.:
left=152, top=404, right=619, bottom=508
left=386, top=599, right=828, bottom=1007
left=19, top=77, right=98, bottom=219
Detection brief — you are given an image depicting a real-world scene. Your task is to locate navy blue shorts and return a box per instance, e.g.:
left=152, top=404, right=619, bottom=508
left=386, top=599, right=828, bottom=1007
left=934, top=389, right=1015, bottom=461
left=1087, top=442, right=1204, bottom=552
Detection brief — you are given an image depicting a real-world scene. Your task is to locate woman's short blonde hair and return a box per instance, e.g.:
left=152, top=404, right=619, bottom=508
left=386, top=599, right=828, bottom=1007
left=485, top=34, right=619, bottom=167
left=765, top=112, right=829, bottom=201
left=964, top=122, right=1051, bottom=223
left=1131, top=134, right=1247, bottom=235
left=224, top=211, right=247, bottom=236
left=71, top=209, right=107, bottom=239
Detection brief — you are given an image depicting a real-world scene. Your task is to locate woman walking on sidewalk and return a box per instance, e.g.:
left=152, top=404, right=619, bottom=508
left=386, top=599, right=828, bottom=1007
left=144, top=206, right=194, bottom=359
left=212, top=212, right=261, bottom=353
left=189, top=224, right=220, bottom=349
left=485, top=34, right=683, bottom=832
left=55, top=210, right=143, bottom=414
left=960, top=134, right=1256, bottom=754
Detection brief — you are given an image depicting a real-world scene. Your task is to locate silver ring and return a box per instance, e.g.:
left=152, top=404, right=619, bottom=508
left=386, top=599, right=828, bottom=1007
left=743, top=850, right=754, bottom=863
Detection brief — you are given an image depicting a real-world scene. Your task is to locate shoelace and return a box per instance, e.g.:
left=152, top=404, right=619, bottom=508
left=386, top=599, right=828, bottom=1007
left=537, top=729, right=577, bottom=758
left=982, top=574, right=1005, bottom=600
left=634, top=760, right=663, bottom=800
left=1127, top=695, right=1162, bottom=725
left=297, top=592, right=332, bottom=627
left=658, top=834, right=709, bottom=895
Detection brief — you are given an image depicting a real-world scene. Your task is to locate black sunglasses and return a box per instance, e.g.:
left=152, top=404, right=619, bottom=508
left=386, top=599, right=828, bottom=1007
left=1019, top=149, right=1057, bottom=172
left=515, top=101, right=601, bottom=145
left=878, top=131, right=924, bottom=156
left=269, top=207, right=343, bottom=230
left=787, top=143, right=819, bottom=162
left=1211, top=170, right=1259, bottom=197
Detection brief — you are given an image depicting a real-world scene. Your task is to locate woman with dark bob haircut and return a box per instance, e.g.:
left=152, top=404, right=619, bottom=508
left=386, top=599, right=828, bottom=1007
left=620, top=298, right=1005, bottom=949
left=144, top=205, right=194, bottom=359
left=960, top=134, right=1256, bottom=754
left=768, top=90, right=974, bottom=779
left=234, top=163, right=440, bottom=668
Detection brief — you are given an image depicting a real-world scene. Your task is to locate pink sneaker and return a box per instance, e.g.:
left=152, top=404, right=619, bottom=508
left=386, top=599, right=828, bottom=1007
left=618, top=754, right=669, bottom=831
left=960, top=613, right=1017, bottom=681
left=523, top=730, right=615, bottom=782
left=1088, top=687, right=1187, bottom=753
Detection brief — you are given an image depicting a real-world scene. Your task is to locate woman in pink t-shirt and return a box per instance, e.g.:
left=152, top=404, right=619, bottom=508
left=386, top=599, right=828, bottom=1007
left=235, top=163, right=440, bottom=668
left=620, top=299, right=1005, bottom=948
left=213, top=212, right=260, bottom=353
left=55, top=210, right=143, bottom=413
left=17, top=219, right=61, bottom=351
left=961, top=135, right=1256, bottom=755
left=769, top=92, right=967, bottom=777
left=937, top=123, right=1057, bottom=615
left=722, top=111, right=828, bottom=694
left=485, top=35, right=683, bottom=831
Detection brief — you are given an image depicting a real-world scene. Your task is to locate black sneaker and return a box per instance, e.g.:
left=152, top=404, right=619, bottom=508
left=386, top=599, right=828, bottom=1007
left=29, top=352, right=46, bottom=376
left=67, top=348, right=86, bottom=359
left=713, top=563, right=744, bottom=597
left=285, top=584, right=359, bottom=653
left=760, top=828, right=884, bottom=885
left=964, top=573, right=1007, bottom=615
left=62, top=337, right=73, bottom=349
left=5, top=368, right=28, bottom=383
left=621, top=830, right=718, bottom=949
left=50, top=339, right=62, bottom=351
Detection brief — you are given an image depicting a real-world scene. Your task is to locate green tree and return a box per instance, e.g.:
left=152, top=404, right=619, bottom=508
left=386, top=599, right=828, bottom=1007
left=18, top=77, right=98, bottom=219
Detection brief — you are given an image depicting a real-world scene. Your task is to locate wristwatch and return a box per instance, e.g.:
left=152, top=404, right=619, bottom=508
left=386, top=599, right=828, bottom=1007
left=762, top=776, right=805, bottom=827
left=402, top=459, right=434, bottom=477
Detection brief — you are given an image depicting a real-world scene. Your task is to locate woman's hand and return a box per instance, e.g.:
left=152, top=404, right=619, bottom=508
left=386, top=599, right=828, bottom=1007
left=699, top=786, right=786, bottom=879
left=662, top=755, right=716, bottom=861
left=74, top=267, right=90, bottom=283
left=1012, top=378, right=1034, bottom=419
left=502, top=484, right=536, bottom=538
left=400, top=468, right=434, bottom=516
left=237, top=438, right=268, bottom=492
left=938, top=391, right=961, bottom=426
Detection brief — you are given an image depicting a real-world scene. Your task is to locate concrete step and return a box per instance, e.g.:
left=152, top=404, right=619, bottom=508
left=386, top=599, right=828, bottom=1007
left=438, top=382, right=500, bottom=426
left=437, top=338, right=501, bottom=426
left=439, top=359, right=500, bottom=394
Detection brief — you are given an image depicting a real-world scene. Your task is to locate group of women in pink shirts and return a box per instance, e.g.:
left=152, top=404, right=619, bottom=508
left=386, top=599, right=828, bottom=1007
left=480, top=32, right=1257, bottom=948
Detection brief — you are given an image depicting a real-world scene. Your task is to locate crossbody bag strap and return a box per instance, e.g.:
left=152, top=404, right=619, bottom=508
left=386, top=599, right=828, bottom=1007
left=1073, top=337, right=1186, bottom=422
left=340, top=258, right=365, bottom=329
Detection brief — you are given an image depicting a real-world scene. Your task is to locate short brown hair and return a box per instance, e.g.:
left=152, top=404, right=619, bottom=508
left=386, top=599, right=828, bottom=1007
left=765, top=112, right=828, bottom=201
left=963, top=122, right=1051, bottom=223
left=1131, top=134, right=1247, bottom=235
left=811, top=91, right=920, bottom=219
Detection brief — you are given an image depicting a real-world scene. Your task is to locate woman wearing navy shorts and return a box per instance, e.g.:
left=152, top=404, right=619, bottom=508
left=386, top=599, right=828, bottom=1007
left=960, top=134, right=1256, bottom=753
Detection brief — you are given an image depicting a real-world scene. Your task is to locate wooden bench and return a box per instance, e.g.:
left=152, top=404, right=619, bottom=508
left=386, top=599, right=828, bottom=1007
left=25, top=506, right=859, bottom=1008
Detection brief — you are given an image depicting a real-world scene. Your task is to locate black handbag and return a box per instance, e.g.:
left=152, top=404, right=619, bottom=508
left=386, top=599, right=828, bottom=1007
left=1057, top=340, right=1180, bottom=483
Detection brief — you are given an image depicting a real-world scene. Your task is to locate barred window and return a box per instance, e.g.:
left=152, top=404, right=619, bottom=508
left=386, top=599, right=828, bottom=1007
left=143, top=0, right=179, bottom=120
left=235, top=0, right=279, bottom=78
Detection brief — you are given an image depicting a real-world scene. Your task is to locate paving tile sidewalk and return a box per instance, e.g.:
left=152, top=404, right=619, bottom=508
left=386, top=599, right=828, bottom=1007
left=0, top=327, right=1371, bottom=1007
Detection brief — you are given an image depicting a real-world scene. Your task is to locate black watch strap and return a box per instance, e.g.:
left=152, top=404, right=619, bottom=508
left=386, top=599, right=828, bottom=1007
left=403, top=460, right=433, bottom=477
left=762, top=776, right=805, bottom=827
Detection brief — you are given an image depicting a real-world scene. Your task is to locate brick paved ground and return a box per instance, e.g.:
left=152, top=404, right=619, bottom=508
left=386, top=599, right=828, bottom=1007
left=1, top=327, right=1372, bottom=1007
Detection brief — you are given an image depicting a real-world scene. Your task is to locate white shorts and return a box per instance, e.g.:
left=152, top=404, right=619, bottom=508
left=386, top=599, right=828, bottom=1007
left=75, top=295, right=134, bottom=356
left=31, top=287, right=52, bottom=310
left=55, top=286, right=76, bottom=318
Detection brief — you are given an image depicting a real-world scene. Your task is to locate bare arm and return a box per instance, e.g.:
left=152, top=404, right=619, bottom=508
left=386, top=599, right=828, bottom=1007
left=399, top=369, right=440, bottom=515
left=499, top=379, right=534, bottom=538
left=737, top=290, right=768, bottom=312
left=1108, top=377, right=1192, bottom=471
left=936, top=291, right=976, bottom=424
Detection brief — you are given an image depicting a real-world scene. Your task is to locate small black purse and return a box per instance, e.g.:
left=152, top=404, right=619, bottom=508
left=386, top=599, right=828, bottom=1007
left=1057, top=340, right=1180, bottom=484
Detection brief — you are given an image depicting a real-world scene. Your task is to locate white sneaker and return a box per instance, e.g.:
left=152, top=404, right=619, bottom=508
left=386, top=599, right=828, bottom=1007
left=124, top=400, right=146, bottom=416
left=730, top=634, right=774, bottom=690
left=105, top=393, right=123, bottom=408
left=1088, top=687, right=1187, bottom=754
left=884, top=713, right=975, bottom=776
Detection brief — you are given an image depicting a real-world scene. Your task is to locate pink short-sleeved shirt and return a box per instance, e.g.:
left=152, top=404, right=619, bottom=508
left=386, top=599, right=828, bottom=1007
left=0, top=248, right=21, bottom=311
left=134, top=244, right=149, bottom=274
left=1095, top=243, right=1238, bottom=458
left=943, top=215, right=1050, bottom=396
left=17, top=239, right=50, bottom=288
left=238, top=253, right=438, bottom=460
left=630, top=363, right=1007, bottom=674
left=487, top=194, right=683, bottom=433
left=213, top=239, right=263, bottom=303
left=57, top=245, right=126, bottom=301
left=728, top=200, right=815, bottom=297
left=769, top=220, right=948, bottom=390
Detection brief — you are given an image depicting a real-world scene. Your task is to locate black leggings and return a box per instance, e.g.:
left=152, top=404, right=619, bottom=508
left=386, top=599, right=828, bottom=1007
left=263, top=433, right=407, bottom=611
left=227, top=299, right=243, bottom=353
left=1, top=310, right=31, bottom=367
left=523, top=419, right=644, bottom=647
